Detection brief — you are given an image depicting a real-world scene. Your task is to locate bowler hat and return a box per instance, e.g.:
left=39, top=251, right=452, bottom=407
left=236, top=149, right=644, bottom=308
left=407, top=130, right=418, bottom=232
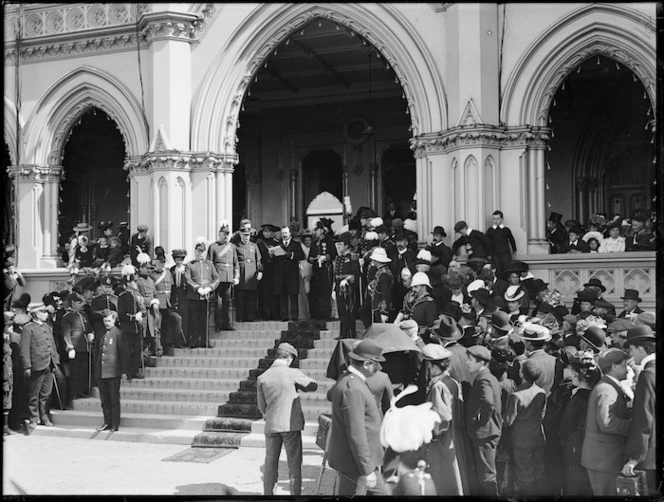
left=470, top=288, right=494, bottom=307
left=434, top=314, right=462, bottom=341
left=576, top=290, right=597, bottom=303
left=277, top=342, right=298, bottom=358
left=137, top=224, right=149, bottom=232
left=348, top=339, right=386, bottom=363
left=453, top=221, right=468, bottom=233
left=466, top=345, right=492, bottom=362
left=548, top=212, right=563, bottom=223
left=621, top=289, right=642, bottom=302
left=622, top=325, right=656, bottom=348
left=431, top=226, right=447, bottom=237
left=440, top=301, right=462, bottom=322
left=593, top=299, right=615, bottom=311
left=490, top=311, right=512, bottom=332
left=583, top=278, right=607, bottom=292
left=422, top=344, right=451, bottom=361
left=580, top=326, right=607, bottom=352
left=369, top=247, right=391, bottom=263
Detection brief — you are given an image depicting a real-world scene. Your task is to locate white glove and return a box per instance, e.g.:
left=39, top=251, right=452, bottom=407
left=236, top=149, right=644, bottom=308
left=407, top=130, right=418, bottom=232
left=233, top=278, right=240, bottom=286
left=380, top=314, right=389, bottom=323
left=364, top=471, right=378, bottom=489
left=86, top=333, right=95, bottom=343
left=197, top=287, right=205, bottom=296
left=134, top=312, right=143, bottom=323
left=68, top=349, right=76, bottom=359
left=203, top=287, right=212, bottom=296
left=150, top=298, right=160, bottom=308
left=340, top=279, right=348, bottom=289
left=257, top=272, right=263, bottom=281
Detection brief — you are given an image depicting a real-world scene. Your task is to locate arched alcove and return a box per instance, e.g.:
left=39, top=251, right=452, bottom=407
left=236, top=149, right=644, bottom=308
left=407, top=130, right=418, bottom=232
left=381, top=145, right=415, bottom=218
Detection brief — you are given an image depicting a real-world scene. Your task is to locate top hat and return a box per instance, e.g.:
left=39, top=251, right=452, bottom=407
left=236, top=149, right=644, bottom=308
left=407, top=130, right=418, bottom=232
left=548, top=212, right=563, bottom=223
left=490, top=311, right=513, bottom=332
left=453, top=221, right=468, bottom=233
left=583, top=278, right=607, bottom=292
left=568, top=225, right=584, bottom=236
left=440, top=301, right=462, bottom=322
left=369, top=247, right=391, bottom=263
left=622, top=325, right=656, bottom=348
left=431, top=226, right=447, bottom=237
left=621, top=289, right=642, bottom=302
left=73, top=222, right=92, bottom=233
left=531, top=279, right=549, bottom=294
left=434, top=314, right=462, bottom=341
left=421, top=344, right=451, bottom=361
left=348, top=339, right=386, bottom=363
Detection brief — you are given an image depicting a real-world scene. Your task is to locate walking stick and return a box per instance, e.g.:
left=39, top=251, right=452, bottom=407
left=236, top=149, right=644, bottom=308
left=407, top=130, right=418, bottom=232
left=52, top=367, right=63, bottom=410
left=205, top=294, right=210, bottom=349
left=87, top=339, right=92, bottom=395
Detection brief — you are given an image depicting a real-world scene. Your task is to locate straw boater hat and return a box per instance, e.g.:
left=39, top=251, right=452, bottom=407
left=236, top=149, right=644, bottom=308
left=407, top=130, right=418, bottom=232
left=73, top=222, right=92, bottom=233
left=369, top=247, right=391, bottom=263
left=504, top=285, right=525, bottom=302
left=520, top=322, right=552, bottom=342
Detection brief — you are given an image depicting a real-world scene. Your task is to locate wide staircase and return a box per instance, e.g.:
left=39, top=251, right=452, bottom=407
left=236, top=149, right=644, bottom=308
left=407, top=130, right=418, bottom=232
left=47, top=319, right=343, bottom=448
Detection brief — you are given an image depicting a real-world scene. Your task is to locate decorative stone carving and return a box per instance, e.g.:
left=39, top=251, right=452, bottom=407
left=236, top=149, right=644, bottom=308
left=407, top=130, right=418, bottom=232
left=623, top=268, right=652, bottom=295
left=140, top=12, right=199, bottom=45
left=553, top=269, right=583, bottom=297
left=16, top=165, right=64, bottom=183
left=124, top=151, right=237, bottom=177
left=457, top=99, right=483, bottom=127
left=588, top=269, right=616, bottom=295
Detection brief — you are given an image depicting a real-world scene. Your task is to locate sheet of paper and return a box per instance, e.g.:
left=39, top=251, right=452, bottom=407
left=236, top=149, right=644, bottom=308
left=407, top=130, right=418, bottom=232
left=269, top=246, right=287, bottom=257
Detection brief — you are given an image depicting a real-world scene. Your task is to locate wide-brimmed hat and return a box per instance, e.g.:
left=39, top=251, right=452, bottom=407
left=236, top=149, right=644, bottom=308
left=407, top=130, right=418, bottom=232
left=431, top=226, right=447, bottom=237
left=410, top=272, right=432, bottom=289
left=580, top=326, right=607, bottom=352
left=422, top=344, right=451, bottom=361
left=369, top=247, right=391, bottom=263
left=622, top=325, right=656, bottom=348
left=348, top=339, right=386, bottom=363
left=621, top=289, right=642, bottom=302
left=73, top=222, right=92, bottom=233
left=531, top=279, right=549, bottom=294
left=504, top=285, right=525, bottom=302
left=520, top=322, right=552, bottom=342
left=434, top=314, right=462, bottom=341
left=490, top=311, right=512, bottom=332
left=583, top=278, right=607, bottom=292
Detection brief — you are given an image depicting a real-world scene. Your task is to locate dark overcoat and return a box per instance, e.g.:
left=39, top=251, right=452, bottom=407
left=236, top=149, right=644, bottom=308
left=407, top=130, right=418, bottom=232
left=272, top=239, right=304, bottom=295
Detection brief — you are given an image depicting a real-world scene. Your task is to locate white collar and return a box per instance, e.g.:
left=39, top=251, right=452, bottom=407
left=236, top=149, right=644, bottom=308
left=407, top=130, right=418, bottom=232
left=283, top=239, right=290, bottom=246
left=605, top=374, right=622, bottom=387
left=271, top=359, right=290, bottom=368
left=347, top=364, right=367, bottom=381
left=641, top=353, right=656, bottom=367
left=492, top=224, right=505, bottom=229
left=570, top=240, right=577, bottom=245
left=466, top=227, right=473, bottom=234
left=398, top=248, right=407, bottom=255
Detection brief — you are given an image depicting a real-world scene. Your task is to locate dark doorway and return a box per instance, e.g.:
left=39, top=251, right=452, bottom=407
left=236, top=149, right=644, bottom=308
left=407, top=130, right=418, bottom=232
left=232, top=162, right=247, bottom=229
left=59, top=107, right=127, bottom=244
left=3, top=142, right=14, bottom=245
left=382, top=145, right=416, bottom=218
left=302, top=149, right=343, bottom=222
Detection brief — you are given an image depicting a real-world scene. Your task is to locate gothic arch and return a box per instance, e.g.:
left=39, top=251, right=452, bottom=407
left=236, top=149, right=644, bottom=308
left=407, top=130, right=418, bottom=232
left=22, top=66, right=149, bottom=167
left=191, top=3, right=447, bottom=155
left=501, top=4, right=656, bottom=126
left=3, top=96, right=23, bottom=165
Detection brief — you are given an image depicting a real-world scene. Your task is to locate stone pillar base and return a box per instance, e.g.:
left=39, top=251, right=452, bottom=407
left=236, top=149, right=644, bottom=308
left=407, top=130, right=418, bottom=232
left=39, top=255, right=63, bottom=268
left=527, top=239, right=551, bottom=254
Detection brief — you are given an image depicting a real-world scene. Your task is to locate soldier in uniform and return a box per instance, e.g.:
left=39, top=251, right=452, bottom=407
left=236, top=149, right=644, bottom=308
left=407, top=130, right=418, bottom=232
left=136, top=258, right=162, bottom=358
left=20, top=303, right=60, bottom=429
left=257, top=224, right=277, bottom=320
left=235, top=221, right=263, bottom=323
left=333, top=232, right=361, bottom=339
left=207, top=223, right=240, bottom=331
left=117, top=265, right=147, bottom=380
left=129, top=224, right=153, bottom=267
left=308, top=218, right=337, bottom=320
left=185, top=240, right=220, bottom=348
left=151, top=255, right=182, bottom=353
left=90, top=276, right=118, bottom=388
left=61, top=292, right=94, bottom=402
left=170, top=249, right=189, bottom=347
left=361, top=247, right=394, bottom=328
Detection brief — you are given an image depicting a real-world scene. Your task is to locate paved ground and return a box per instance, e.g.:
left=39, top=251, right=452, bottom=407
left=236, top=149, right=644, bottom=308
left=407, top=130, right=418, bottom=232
left=2, top=433, right=336, bottom=496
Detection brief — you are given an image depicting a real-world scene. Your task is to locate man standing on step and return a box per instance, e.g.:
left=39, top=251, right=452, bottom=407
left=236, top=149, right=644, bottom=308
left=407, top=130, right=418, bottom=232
left=151, top=256, right=182, bottom=354
left=94, top=309, right=129, bottom=432
left=235, top=221, right=263, bottom=323
left=257, top=342, right=318, bottom=496
left=207, top=223, right=240, bottom=331
left=271, top=226, right=304, bottom=322
left=185, top=240, right=220, bottom=348
left=334, top=232, right=361, bottom=339
left=118, top=266, right=147, bottom=380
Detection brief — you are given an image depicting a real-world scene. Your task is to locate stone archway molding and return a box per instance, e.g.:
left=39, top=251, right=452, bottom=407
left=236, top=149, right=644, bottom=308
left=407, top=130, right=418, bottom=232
left=501, top=3, right=656, bottom=126
left=191, top=3, right=447, bottom=155
left=4, top=96, right=24, bottom=166
left=22, top=65, right=149, bottom=167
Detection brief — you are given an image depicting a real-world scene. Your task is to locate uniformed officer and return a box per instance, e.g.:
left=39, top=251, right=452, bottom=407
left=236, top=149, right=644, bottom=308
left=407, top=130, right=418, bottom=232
left=361, top=247, right=394, bottom=328
left=20, top=303, right=60, bottom=428
left=170, top=249, right=190, bottom=347
left=89, top=276, right=118, bottom=388
left=129, top=224, right=153, bottom=267
left=61, top=292, right=94, bottom=402
left=94, top=309, right=129, bottom=432
left=185, top=240, right=220, bottom=348
left=308, top=218, right=338, bottom=320
left=151, top=256, right=182, bottom=353
left=207, top=223, right=240, bottom=331
left=136, top=257, right=162, bottom=358
left=333, top=232, right=361, bottom=339
left=235, top=221, right=263, bottom=323
left=117, top=265, right=147, bottom=380
left=257, top=224, right=277, bottom=320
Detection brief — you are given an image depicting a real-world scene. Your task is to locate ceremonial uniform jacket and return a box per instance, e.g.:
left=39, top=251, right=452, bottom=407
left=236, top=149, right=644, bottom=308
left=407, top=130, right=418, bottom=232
left=625, top=358, right=656, bottom=469
left=333, top=252, right=361, bottom=294
left=61, top=310, right=92, bottom=352
left=94, top=326, right=129, bottom=380
left=129, top=233, right=153, bottom=266
left=272, top=239, right=305, bottom=295
left=581, top=375, right=632, bottom=474
left=136, top=275, right=156, bottom=307
left=19, top=321, right=60, bottom=371
left=327, top=369, right=384, bottom=477
left=406, top=295, right=437, bottom=329
left=367, top=265, right=393, bottom=319
left=427, top=240, right=453, bottom=269
left=151, top=269, right=174, bottom=309
left=466, top=367, right=503, bottom=440
left=185, top=258, right=220, bottom=300
left=308, top=236, right=338, bottom=293
left=118, top=289, right=146, bottom=335
left=90, top=294, right=118, bottom=336
left=256, top=358, right=317, bottom=434
left=207, top=241, right=240, bottom=283
left=503, top=382, right=547, bottom=449
left=235, top=240, right=262, bottom=290
left=170, top=263, right=189, bottom=307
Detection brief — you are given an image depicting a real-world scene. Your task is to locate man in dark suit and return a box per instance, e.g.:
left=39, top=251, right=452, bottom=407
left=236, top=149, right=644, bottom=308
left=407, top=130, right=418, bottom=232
left=235, top=222, right=263, bottom=323
left=465, top=344, right=503, bottom=496
left=581, top=348, right=632, bottom=496
left=257, top=343, right=318, bottom=496
left=94, top=309, right=129, bottom=432
left=426, top=226, right=453, bottom=271
left=486, top=211, right=517, bottom=278
left=546, top=212, right=568, bottom=254
left=562, top=226, right=590, bottom=253
left=308, top=218, right=337, bottom=320
left=257, top=224, right=277, bottom=320
left=118, top=267, right=147, bottom=379
left=271, top=226, right=304, bottom=321
left=170, top=249, right=189, bottom=347
left=333, top=233, right=361, bottom=339
left=618, top=289, right=645, bottom=319
left=452, top=220, right=492, bottom=259
left=389, top=230, right=417, bottom=314
left=622, top=326, right=657, bottom=494
left=327, top=339, right=389, bottom=496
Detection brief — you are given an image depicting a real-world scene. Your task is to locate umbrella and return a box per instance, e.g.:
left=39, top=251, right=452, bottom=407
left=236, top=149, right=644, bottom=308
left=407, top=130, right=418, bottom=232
left=362, top=324, right=422, bottom=354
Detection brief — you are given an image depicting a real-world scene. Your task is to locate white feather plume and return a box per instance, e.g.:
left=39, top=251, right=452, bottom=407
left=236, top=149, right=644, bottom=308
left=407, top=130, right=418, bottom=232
left=195, top=236, right=207, bottom=246
left=364, top=231, right=378, bottom=241
left=136, top=252, right=151, bottom=265
left=121, top=264, right=136, bottom=278
left=416, top=249, right=432, bottom=262
left=343, top=196, right=352, bottom=215
left=370, top=217, right=383, bottom=228
left=404, top=218, right=417, bottom=233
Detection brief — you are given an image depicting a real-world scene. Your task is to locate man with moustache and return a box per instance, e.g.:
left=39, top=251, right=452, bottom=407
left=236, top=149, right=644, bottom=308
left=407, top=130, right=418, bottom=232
left=151, top=256, right=182, bottom=353
left=235, top=220, right=263, bottom=323
left=207, top=223, right=240, bottom=331
left=170, top=249, right=189, bottom=347
left=271, top=226, right=304, bottom=322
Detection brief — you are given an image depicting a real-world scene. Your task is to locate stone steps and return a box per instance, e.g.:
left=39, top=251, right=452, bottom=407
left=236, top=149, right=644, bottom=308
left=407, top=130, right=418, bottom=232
left=124, top=377, right=241, bottom=391
left=50, top=410, right=208, bottom=430
left=71, top=396, right=219, bottom=416
left=90, top=386, right=231, bottom=403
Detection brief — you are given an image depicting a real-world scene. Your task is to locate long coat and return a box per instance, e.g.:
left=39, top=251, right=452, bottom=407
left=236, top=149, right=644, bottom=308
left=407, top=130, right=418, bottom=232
left=61, top=310, right=93, bottom=353
left=526, top=349, right=562, bottom=397
left=94, top=326, right=129, bottom=379
left=625, top=358, right=655, bottom=470
left=581, top=375, right=632, bottom=474
left=327, top=370, right=384, bottom=477
left=185, top=258, right=221, bottom=300
left=272, top=239, right=305, bottom=295
left=466, top=367, right=503, bottom=441
left=118, top=289, right=146, bottom=335
left=151, top=269, right=174, bottom=309
left=235, top=240, right=263, bottom=290
left=558, top=387, right=593, bottom=495
left=503, top=383, right=547, bottom=449
left=309, top=236, right=338, bottom=297
left=425, top=372, right=472, bottom=495
left=207, top=241, right=240, bottom=283
left=19, top=321, right=60, bottom=371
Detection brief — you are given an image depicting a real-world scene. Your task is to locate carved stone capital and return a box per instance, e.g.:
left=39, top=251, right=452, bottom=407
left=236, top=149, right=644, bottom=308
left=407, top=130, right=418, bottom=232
left=139, top=11, right=199, bottom=45
left=16, top=165, right=64, bottom=183
left=123, top=151, right=238, bottom=175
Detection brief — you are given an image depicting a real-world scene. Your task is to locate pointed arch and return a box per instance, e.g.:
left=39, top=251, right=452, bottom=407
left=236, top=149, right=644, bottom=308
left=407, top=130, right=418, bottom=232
left=22, top=66, right=149, bottom=166
left=4, top=96, right=24, bottom=165
left=501, top=4, right=655, bottom=126
left=192, top=3, right=447, bottom=155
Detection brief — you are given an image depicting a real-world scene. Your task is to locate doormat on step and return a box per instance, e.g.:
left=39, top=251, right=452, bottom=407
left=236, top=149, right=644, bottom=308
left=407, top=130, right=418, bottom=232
left=163, top=447, right=235, bottom=463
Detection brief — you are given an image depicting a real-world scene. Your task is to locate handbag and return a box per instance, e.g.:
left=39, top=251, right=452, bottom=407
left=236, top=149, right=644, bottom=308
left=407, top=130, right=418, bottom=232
left=616, top=470, right=648, bottom=496
left=316, top=413, right=332, bottom=450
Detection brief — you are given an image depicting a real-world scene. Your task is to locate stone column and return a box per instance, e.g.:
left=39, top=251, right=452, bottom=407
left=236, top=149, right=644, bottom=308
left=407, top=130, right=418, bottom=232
left=40, top=166, right=63, bottom=267
left=289, top=168, right=298, bottom=222
left=14, top=166, right=46, bottom=268
left=369, top=163, right=378, bottom=210
left=525, top=128, right=550, bottom=253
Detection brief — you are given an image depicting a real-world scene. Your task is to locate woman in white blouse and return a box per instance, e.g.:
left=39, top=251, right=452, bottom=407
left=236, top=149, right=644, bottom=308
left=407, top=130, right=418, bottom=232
left=598, top=221, right=625, bottom=253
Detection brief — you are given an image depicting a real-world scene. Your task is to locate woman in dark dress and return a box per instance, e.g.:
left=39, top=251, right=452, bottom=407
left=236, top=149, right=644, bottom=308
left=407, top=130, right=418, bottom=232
left=558, top=351, right=601, bottom=496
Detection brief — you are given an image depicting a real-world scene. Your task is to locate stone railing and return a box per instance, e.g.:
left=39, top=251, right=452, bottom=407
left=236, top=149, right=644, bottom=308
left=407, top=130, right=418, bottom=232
left=524, top=251, right=657, bottom=311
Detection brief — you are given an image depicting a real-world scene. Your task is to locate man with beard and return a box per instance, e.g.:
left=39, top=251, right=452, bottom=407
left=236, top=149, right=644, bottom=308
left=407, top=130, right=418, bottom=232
left=271, top=227, right=304, bottom=322
left=308, top=218, right=337, bottom=320
left=257, top=224, right=277, bottom=320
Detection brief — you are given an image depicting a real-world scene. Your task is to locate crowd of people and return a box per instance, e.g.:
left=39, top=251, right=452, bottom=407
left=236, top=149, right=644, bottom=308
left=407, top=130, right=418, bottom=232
left=2, top=203, right=658, bottom=497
